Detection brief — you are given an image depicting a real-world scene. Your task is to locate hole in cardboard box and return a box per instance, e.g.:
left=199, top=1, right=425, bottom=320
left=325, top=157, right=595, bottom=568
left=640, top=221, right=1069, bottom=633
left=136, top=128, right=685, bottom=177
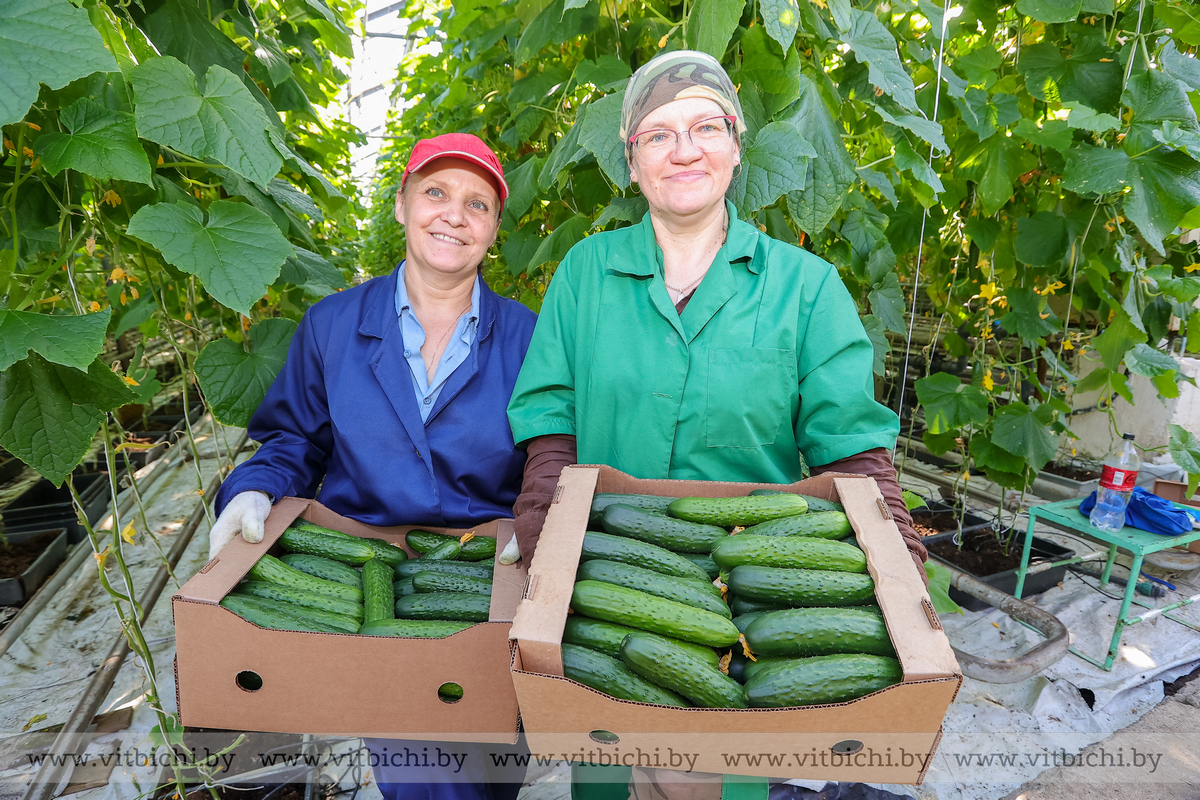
left=830, top=740, right=863, bottom=755
left=589, top=730, right=620, bottom=745
left=236, top=671, right=263, bottom=692
left=438, top=682, right=463, bottom=703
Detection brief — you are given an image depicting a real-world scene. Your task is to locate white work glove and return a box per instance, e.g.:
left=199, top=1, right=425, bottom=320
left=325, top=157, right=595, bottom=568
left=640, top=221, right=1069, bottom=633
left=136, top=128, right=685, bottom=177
left=208, top=491, right=272, bottom=560
left=497, top=533, right=522, bottom=565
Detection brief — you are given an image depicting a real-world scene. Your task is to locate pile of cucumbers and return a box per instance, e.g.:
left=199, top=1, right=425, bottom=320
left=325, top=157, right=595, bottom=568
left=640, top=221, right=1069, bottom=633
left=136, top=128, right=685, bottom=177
left=564, top=490, right=903, bottom=708
left=219, top=520, right=497, bottom=638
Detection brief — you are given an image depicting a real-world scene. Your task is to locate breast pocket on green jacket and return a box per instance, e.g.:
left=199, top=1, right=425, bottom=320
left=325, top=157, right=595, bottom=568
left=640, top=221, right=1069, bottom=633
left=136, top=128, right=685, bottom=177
left=705, top=348, right=796, bottom=449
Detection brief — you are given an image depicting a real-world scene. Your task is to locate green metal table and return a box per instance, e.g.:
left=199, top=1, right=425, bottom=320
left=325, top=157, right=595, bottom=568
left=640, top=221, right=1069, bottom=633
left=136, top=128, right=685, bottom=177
left=1017, top=498, right=1200, bottom=671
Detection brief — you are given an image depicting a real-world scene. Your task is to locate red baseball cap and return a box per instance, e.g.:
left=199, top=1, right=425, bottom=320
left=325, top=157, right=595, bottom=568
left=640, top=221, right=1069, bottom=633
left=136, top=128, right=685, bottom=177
left=401, top=133, right=509, bottom=210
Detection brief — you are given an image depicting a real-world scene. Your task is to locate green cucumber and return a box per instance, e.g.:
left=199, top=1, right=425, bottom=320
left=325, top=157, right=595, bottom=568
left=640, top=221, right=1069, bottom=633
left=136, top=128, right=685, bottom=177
left=358, top=619, right=474, bottom=637
left=279, top=553, right=364, bottom=588
left=667, top=495, right=808, bottom=527
left=601, top=505, right=727, bottom=554
left=362, top=558, right=395, bottom=624
left=741, top=656, right=791, bottom=682
left=733, top=611, right=768, bottom=633
left=711, top=535, right=867, bottom=573
left=405, top=530, right=497, bottom=561
left=745, top=607, right=895, bottom=658
left=220, top=594, right=347, bottom=633
left=222, top=593, right=359, bottom=633
left=280, top=527, right=374, bottom=565
left=236, top=580, right=364, bottom=622
left=581, top=532, right=710, bottom=582
left=248, top=554, right=364, bottom=604
left=742, top=512, right=852, bottom=540
left=728, top=566, right=877, bottom=607
left=562, top=617, right=720, bottom=669
left=729, top=595, right=790, bottom=616
left=561, top=643, right=688, bottom=707
left=620, top=632, right=747, bottom=708
left=393, top=577, right=417, bottom=597
left=590, top=493, right=677, bottom=523
left=577, top=560, right=729, bottom=618
left=413, top=571, right=493, bottom=596
left=728, top=652, right=749, bottom=683
left=395, top=559, right=494, bottom=580
left=424, top=540, right=462, bottom=561
left=744, top=654, right=903, bottom=707
left=682, top=553, right=720, bottom=580
left=747, top=490, right=844, bottom=512
left=395, top=592, right=490, bottom=622
left=570, top=580, right=740, bottom=648
left=294, top=524, right=409, bottom=565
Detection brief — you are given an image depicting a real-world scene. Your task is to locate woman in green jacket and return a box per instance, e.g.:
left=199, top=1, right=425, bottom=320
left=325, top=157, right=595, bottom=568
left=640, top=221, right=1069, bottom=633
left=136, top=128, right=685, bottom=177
left=506, top=50, right=927, bottom=800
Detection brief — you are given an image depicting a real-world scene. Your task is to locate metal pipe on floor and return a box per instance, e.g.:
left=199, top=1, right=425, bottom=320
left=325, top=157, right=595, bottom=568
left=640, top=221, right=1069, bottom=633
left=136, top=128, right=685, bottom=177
left=0, top=422, right=209, bottom=660
left=945, top=568, right=1070, bottom=684
left=21, top=431, right=248, bottom=800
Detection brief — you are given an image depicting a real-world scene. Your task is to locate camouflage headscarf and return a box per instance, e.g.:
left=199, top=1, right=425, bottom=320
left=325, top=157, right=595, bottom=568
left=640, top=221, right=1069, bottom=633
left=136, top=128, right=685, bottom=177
left=620, top=50, right=746, bottom=160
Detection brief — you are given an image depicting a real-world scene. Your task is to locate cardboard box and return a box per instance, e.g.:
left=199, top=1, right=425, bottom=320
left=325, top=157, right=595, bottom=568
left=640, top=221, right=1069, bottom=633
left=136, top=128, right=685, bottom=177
left=509, top=466, right=962, bottom=784
left=174, top=498, right=525, bottom=742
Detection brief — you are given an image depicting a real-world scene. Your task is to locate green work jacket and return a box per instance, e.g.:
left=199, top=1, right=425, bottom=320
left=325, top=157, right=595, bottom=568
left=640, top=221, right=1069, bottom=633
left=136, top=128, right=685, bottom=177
left=507, top=200, right=899, bottom=483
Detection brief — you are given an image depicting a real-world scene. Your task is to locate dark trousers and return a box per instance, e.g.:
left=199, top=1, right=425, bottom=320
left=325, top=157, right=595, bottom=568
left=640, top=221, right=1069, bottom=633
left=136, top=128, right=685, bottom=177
left=364, top=738, right=527, bottom=800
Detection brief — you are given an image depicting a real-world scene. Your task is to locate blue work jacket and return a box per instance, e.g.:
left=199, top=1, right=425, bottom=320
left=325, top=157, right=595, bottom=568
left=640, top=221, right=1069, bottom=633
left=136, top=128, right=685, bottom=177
left=215, top=266, right=538, bottom=527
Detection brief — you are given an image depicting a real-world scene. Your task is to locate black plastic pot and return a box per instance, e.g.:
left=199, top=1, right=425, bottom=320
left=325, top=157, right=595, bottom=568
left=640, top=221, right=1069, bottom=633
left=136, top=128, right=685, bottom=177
left=0, top=528, right=68, bottom=606
left=926, top=529, right=1076, bottom=612
left=2, top=472, right=109, bottom=527
left=0, top=457, right=25, bottom=487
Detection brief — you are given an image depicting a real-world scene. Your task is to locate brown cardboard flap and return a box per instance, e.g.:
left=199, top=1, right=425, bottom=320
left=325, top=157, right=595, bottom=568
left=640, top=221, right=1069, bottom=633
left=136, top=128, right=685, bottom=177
left=834, top=476, right=959, bottom=681
left=508, top=466, right=599, bottom=677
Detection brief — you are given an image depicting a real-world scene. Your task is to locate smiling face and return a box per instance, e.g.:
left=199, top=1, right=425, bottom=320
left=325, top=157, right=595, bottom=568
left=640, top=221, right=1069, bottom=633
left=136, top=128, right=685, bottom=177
left=627, top=96, right=740, bottom=225
left=394, top=158, right=502, bottom=284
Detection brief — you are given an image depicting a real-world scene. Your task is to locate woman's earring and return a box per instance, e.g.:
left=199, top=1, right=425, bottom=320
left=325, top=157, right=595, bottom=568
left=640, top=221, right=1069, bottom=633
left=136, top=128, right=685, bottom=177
left=732, top=163, right=743, bottom=180
left=630, top=182, right=642, bottom=195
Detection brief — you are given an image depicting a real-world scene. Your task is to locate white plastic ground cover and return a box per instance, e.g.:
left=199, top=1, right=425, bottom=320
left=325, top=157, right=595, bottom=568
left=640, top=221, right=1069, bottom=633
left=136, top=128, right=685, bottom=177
left=0, top=422, right=246, bottom=800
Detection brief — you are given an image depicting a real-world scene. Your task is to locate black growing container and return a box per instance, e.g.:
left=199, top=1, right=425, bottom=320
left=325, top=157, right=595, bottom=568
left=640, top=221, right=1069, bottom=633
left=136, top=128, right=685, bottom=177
left=926, top=529, right=1076, bottom=611
left=1, top=472, right=117, bottom=544
left=0, top=528, right=68, bottom=606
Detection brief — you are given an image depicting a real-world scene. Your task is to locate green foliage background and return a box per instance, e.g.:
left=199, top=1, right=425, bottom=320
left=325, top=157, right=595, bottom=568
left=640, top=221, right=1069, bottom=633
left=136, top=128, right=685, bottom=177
left=361, top=0, right=1200, bottom=491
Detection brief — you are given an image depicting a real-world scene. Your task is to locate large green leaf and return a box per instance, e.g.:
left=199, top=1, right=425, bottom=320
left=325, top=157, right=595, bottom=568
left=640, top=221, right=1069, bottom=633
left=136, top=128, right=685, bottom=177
left=501, top=226, right=542, bottom=277
left=1122, top=148, right=1200, bottom=256
left=576, top=92, right=630, bottom=190
left=268, top=179, right=323, bottom=223
left=1013, top=118, right=1074, bottom=151
left=738, top=25, right=802, bottom=116
left=195, top=319, right=297, bottom=428
left=829, top=0, right=918, bottom=111
left=1169, top=424, right=1200, bottom=497
left=1060, top=144, right=1130, bottom=195
left=875, top=104, right=948, bottom=155
left=1124, top=343, right=1179, bottom=378
left=958, top=136, right=1036, bottom=216
left=868, top=272, right=906, bottom=334
left=515, top=0, right=599, bottom=63
left=1019, top=36, right=1122, bottom=110
left=126, top=201, right=293, bottom=315
left=1064, top=101, right=1121, bottom=133
left=529, top=214, right=591, bottom=271
left=1091, top=310, right=1146, bottom=370
left=1014, top=212, right=1068, bottom=267
left=892, top=136, right=944, bottom=194
left=991, top=401, right=1058, bottom=473
left=0, top=0, right=117, bottom=126
left=915, top=372, right=989, bottom=433
left=762, top=0, right=800, bottom=52
left=35, top=98, right=152, bottom=185
left=1016, top=0, right=1081, bottom=24
left=593, top=196, right=648, bottom=230
left=574, top=57, right=632, bottom=92
left=0, top=308, right=111, bottom=373
left=925, top=561, right=963, bottom=615
left=132, top=57, right=282, bottom=186
left=954, top=89, right=1022, bottom=141
left=783, top=76, right=856, bottom=235
left=1161, top=39, right=1200, bottom=95
left=860, top=314, right=890, bottom=377
left=0, top=354, right=136, bottom=485
left=539, top=119, right=588, bottom=192
left=686, top=0, right=746, bottom=59
left=501, top=156, right=545, bottom=230
left=275, top=247, right=347, bottom=298
left=1124, top=67, right=1199, bottom=136
left=734, top=121, right=815, bottom=216
left=1002, top=287, right=1059, bottom=341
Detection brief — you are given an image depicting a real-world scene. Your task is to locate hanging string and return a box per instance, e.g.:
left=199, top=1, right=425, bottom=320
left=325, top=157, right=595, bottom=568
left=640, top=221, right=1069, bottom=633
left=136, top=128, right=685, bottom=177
left=893, top=0, right=954, bottom=465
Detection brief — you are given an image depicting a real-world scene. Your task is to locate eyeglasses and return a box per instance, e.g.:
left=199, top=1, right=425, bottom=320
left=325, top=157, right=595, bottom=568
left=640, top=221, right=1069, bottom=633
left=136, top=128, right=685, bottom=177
left=628, top=116, right=737, bottom=158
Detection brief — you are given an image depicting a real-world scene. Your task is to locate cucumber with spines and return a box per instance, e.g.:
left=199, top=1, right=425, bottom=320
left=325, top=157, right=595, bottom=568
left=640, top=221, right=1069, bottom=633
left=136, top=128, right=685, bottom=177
left=280, top=553, right=364, bottom=588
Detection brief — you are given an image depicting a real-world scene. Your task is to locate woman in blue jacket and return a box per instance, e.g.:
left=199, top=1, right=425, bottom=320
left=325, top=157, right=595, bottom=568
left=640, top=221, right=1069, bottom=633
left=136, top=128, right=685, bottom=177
left=209, top=133, right=536, bottom=800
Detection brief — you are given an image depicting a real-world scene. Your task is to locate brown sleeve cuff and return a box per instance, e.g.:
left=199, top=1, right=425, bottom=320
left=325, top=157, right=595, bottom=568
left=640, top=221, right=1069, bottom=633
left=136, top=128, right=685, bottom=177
left=811, top=448, right=929, bottom=587
left=512, top=434, right=577, bottom=559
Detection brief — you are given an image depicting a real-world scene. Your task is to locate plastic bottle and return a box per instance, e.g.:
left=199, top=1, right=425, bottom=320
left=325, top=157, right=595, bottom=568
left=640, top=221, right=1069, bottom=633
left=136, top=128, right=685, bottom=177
left=1089, top=433, right=1140, bottom=533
